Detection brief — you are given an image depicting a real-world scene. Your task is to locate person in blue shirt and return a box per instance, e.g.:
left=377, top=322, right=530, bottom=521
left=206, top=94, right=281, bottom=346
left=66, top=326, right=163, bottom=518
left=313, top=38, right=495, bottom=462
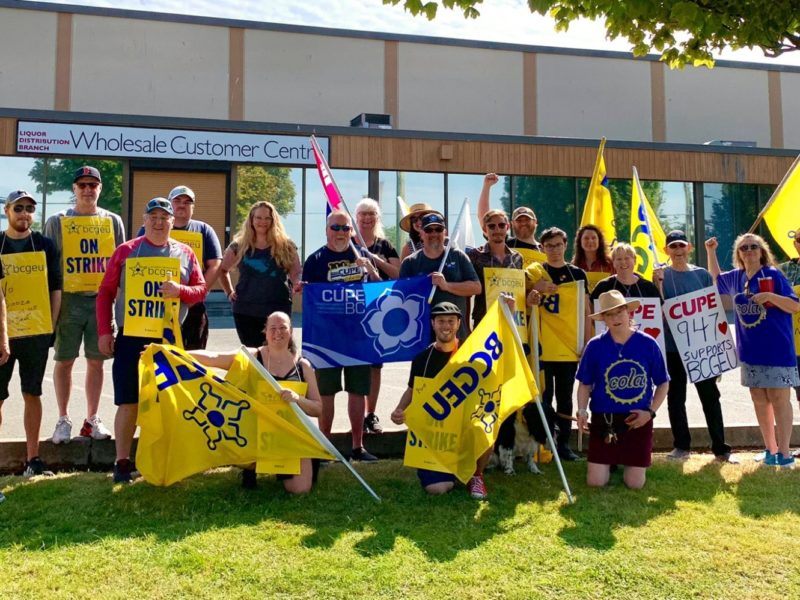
left=576, top=290, right=669, bottom=489
left=706, top=233, right=800, bottom=468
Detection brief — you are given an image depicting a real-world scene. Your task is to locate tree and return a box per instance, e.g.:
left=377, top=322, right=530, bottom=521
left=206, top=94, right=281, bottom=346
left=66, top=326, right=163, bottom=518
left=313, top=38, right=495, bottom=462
left=27, top=158, right=123, bottom=214
left=384, top=1, right=800, bottom=68
left=235, top=166, right=296, bottom=230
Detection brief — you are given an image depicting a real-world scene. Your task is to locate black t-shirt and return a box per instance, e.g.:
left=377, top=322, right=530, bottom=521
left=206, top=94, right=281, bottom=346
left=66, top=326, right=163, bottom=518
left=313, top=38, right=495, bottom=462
left=407, top=344, right=455, bottom=387
left=228, top=243, right=292, bottom=317
left=590, top=275, right=661, bottom=302
left=358, top=238, right=399, bottom=281
left=508, top=238, right=542, bottom=251
left=543, top=263, right=588, bottom=288
left=0, top=231, right=62, bottom=291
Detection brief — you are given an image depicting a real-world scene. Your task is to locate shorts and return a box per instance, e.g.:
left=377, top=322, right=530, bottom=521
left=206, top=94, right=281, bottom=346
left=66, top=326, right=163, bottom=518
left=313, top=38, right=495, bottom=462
left=417, top=468, right=456, bottom=489
left=740, top=362, right=800, bottom=388
left=181, top=302, right=209, bottom=350
left=587, top=412, right=653, bottom=468
left=315, top=365, right=371, bottom=396
left=112, top=329, right=160, bottom=406
left=0, top=334, right=51, bottom=400
left=54, top=293, right=108, bottom=361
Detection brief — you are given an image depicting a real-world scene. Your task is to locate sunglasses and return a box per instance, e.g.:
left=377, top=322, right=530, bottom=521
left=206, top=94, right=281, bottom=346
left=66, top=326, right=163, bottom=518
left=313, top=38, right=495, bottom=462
left=76, top=182, right=100, bottom=189
left=424, top=226, right=444, bottom=234
left=12, top=204, right=36, bottom=213
left=329, top=224, right=352, bottom=232
left=486, top=222, right=508, bottom=230
left=667, top=241, right=688, bottom=249
left=738, top=243, right=760, bottom=252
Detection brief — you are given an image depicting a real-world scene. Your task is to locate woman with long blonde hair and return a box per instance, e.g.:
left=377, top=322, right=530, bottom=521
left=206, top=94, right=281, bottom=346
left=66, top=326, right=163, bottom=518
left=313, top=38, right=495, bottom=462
left=220, top=201, right=301, bottom=346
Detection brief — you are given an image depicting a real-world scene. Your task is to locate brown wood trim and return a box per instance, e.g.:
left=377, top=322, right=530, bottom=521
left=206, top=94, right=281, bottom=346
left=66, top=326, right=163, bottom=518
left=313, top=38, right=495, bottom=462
left=229, top=27, right=245, bottom=121
left=523, top=53, right=537, bottom=136
left=0, top=118, right=16, bottom=156
left=329, top=135, right=793, bottom=185
left=650, top=62, right=666, bottom=142
left=55, top=13, right=73, bottom=111
left=384, top=40, right=399, bottom=128
left=768, top=71, right=784, bottom=149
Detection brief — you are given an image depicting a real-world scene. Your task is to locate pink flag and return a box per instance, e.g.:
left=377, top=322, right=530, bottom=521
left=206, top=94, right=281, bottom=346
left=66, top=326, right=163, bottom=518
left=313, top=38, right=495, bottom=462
left=310, top=136, right=342, bottom=211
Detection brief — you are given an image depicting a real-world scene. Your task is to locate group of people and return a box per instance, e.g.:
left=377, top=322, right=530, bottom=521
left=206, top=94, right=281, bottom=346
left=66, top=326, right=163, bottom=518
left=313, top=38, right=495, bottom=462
left=1, top=168, right=798, bottom=504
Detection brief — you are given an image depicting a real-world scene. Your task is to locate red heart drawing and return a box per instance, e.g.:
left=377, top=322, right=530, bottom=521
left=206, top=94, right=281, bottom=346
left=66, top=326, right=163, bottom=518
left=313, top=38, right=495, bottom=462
left=718, top=321, right=728, bottom=335
left=644, top=327, right=661, bottom=338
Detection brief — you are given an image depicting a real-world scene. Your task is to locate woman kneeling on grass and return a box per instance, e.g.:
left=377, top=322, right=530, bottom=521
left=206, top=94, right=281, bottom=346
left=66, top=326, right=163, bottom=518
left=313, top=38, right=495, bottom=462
left=189, top=311, right=322, bottom=494
left=575, top=291, right=669, bottom=489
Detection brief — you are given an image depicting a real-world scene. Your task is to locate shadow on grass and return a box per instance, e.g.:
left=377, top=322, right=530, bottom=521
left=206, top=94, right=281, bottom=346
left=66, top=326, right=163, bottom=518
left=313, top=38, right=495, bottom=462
left=0, top=459, right=566, bottom=562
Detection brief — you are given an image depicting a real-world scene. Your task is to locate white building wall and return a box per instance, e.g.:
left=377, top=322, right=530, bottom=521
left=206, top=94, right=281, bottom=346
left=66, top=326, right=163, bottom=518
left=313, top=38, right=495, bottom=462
left=780, top=72, right=800, bottom=150
left=0, top=8, right=57, bottom=110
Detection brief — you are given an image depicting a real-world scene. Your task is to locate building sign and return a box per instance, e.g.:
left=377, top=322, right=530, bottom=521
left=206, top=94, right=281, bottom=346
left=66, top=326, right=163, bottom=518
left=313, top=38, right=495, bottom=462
left=16, top=121, right=328, bottom=165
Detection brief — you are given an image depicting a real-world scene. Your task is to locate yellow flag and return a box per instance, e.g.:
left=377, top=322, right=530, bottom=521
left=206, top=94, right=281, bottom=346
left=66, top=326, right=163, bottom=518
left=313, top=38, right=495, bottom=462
left=137, top=345, right=332, bottom=486
left=403, top=299, right=538, bottom=483
left=515, top=247, right=548, bottom=269
left=584, top=271, right=608, bottom=294
left=761, top=155, right=800, bottom=258
left=538, top=280, right=585, bottom=361
left=580, top=137, right=616, bottom=247
left=630, top=167, right=669, bottom=281
left=161, top=301, right=184, bottom=349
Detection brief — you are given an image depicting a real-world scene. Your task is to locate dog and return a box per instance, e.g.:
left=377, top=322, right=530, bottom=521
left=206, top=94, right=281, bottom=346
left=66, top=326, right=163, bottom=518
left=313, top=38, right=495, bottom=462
left=490, top=402, right=556, bottom=475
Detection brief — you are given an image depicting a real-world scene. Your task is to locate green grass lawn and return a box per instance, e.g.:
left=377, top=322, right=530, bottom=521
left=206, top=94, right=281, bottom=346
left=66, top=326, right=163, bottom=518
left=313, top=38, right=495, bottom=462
left=1, top=455, right=799, bottom=599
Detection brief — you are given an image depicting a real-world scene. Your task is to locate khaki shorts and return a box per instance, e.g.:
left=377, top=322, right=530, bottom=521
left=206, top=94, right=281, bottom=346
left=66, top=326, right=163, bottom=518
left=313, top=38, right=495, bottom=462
left=54, top=293, right=109, bottom=361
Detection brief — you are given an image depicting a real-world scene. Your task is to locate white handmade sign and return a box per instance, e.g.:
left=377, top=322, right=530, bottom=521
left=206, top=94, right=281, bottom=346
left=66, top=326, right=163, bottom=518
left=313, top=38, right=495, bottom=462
left=663, top=286, right=738, bottom=383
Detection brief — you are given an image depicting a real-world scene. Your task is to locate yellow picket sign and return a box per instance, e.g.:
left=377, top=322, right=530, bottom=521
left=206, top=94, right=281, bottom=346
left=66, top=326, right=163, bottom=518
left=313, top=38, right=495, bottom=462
left=484, top=267, right=527, bottom=342
left=538, top=280, right=585, bottom=362
left=61, top=216, right=116, bottom=293
left=793, top=285, right=800, bottom=355
left=0, top=251, right=52, bottom=338
left=123, top=257, right=180, bottom=339
left=515, top=247, right=547, bottom=269
left=170, top=230, right=204, bottom=265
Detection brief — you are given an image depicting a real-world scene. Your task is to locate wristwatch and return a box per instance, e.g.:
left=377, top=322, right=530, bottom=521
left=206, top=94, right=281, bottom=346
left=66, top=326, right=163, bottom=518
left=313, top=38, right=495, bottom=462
left=648, top=408, right=656, bottom=419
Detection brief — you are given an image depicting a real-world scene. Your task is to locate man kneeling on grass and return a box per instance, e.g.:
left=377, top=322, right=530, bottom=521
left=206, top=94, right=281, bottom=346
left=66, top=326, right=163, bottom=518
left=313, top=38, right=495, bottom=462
left=390, top=302, right=492, bottom=499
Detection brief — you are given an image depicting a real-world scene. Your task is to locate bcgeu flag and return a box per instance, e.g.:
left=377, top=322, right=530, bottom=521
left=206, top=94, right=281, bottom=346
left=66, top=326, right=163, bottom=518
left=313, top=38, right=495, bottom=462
left=137, top=345, right=332, bottom=485
left=403, top=299, right=538, bottom=483
left=302, top=275, right=433, bottom=367
left=538, top=280, right=586, bottom=361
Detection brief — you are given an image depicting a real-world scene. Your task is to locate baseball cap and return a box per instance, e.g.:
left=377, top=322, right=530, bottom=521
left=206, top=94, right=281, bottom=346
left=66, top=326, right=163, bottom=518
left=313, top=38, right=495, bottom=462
left=665, top=230, right=689, bottom=245
left=73, top=166, right=102, bottom=183
left=421, top=212, right=445, bottom=230
left=145, top=197, right=174, bottom=215
left=431, top=301, right=462, bottom=317
left=512, top=206, right=536, bottom=220
left=5, top=190, right=36, bottom=206
left=168, top=185, right=195, bottom=202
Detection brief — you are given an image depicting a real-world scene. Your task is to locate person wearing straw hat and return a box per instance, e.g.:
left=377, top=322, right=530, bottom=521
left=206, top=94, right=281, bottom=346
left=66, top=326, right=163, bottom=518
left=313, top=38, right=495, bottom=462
left=575, top=290, right=669, bottom=489
left=399, top=203, right=435, bottom=261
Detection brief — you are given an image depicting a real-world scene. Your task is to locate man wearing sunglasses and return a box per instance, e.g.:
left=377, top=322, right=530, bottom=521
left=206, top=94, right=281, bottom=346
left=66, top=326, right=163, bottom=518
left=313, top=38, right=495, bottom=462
left=653, top=230, right=735, bottom=463
left=302, top=210, right=381, bottom=462
left=399, top=212, right=481, bottom=341
left=477, top=173, right=541, bottom=250
left=0, top=191, right=61, bottom=479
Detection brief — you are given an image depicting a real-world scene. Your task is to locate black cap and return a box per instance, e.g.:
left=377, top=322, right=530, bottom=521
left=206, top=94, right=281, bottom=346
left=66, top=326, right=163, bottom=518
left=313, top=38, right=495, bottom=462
left=5, top=190, right=36, bottom=206
left=665, top=230, right=688, bottom=244
left=145, top=197, right=174, bottom=215
left=73, top=166, right=102, bottom=183
left=421, top=212, right=445, bottom=230
left=431, top=301, right=462, bottom=317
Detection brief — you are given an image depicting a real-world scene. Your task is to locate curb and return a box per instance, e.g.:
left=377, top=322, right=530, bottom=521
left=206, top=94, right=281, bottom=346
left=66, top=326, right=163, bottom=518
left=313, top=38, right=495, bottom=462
left=2, top=425, right=795, bottom=475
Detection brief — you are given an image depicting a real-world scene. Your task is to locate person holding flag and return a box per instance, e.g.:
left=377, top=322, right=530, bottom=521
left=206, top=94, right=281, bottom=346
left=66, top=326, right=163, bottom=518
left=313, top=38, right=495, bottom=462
left=576, top=290, right=669, bottom=489
left=187, top=311, right=323, bottom=493
left=399, top=212, right=481, bottom=341
left=97, top=197, right=207, bottom=483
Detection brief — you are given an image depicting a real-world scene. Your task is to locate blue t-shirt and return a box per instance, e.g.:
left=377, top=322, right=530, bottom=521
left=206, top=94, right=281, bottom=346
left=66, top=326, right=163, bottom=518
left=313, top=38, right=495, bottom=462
left=576, top=330, right=669, bottom=414
left=717, top=265, right=797, bottom=368
left=661, top=265, right=714, bottom=353
left=302, top=245, right=370, bottom=284
left=137, top=219, right=222, bottom=263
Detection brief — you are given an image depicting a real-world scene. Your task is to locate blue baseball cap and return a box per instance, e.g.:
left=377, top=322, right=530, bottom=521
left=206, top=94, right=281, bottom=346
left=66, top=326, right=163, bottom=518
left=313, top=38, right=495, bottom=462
left=145, top=197, right=173, bottom=215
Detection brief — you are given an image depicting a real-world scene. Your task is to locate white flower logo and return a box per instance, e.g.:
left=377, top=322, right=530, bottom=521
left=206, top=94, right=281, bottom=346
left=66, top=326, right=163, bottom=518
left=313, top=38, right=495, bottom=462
left=362, top=289, right=425, bottom=355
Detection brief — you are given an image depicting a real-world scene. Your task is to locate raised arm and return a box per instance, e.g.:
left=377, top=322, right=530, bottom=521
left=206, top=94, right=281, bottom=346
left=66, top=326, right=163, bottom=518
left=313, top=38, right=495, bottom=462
left=477, top=173, right=498, bottom=223
left=704, top=237, right=721, bottom=280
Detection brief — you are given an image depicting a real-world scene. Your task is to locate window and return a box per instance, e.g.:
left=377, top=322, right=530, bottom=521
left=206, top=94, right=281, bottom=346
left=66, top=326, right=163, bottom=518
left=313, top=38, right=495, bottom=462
left=304, top=168, right=368, bottom=258
left=703, top=183, right=759, bottom=271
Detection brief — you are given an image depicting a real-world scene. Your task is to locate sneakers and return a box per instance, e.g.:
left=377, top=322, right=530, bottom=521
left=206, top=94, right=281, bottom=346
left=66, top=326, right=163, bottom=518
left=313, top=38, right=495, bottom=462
left=80, top=416, right=112, bottom=440
left=364, top=412, right=383, bottom=434
left=763, top=451, right=778, bottom=466
left=667, top=448, right=691, bottom=461
left=350, top=447, right=379, bottom=462
left=715, top=452, right=740, bottom=464
left=557, top=446, right=582, bottom=462
left=52, top=416, right=72, bottom=444
left=467, top=474, right=488, bottom=499
left=113, top=459, right=135, bottom=484
left=774, top=453, right=795, bottom=469
left=241, top=468, right=257, bottom=489
left=22, top=457, right=54, bottom=477
left=754, top=449, right=770, bottom=463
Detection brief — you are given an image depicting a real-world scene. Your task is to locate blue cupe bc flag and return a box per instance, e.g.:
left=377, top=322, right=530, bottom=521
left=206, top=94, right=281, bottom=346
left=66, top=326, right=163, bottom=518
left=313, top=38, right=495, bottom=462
left=302, top=275, right=433, bottom=368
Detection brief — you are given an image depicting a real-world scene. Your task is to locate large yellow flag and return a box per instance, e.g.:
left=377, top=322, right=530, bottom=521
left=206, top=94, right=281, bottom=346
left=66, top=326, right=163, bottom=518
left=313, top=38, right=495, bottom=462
left=137, top=345, right=332, bottom=486
left=630, top=167, right=669, bottom=281
left=538, top=280, right=586, bottom=362
left=759, top=154, right=800, bottom=258
left=403, top=299, right=538, bottom=483
left=580, top=137, right=616, bottom=247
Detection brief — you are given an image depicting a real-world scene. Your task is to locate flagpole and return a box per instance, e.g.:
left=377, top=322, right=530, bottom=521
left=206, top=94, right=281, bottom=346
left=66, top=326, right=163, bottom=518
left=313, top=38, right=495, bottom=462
left=633, top=167, right=664, bottom=269
left=581, top=137, right=607, bottom=218
left=748, top=152, right=800, bottom=233
left=427, top=197, right=468, bottom=303
left=502, top=300, right=574, bottom=505
left=241, top=347, right=382, bottom=502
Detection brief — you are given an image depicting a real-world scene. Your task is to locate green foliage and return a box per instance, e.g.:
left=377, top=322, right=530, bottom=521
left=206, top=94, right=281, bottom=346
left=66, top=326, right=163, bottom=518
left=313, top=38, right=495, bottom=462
left=235, top=166, right=297, bottom=231
left=27, top=158, right=123, bottom=214
left=384, top=0, right=800, bottom=68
